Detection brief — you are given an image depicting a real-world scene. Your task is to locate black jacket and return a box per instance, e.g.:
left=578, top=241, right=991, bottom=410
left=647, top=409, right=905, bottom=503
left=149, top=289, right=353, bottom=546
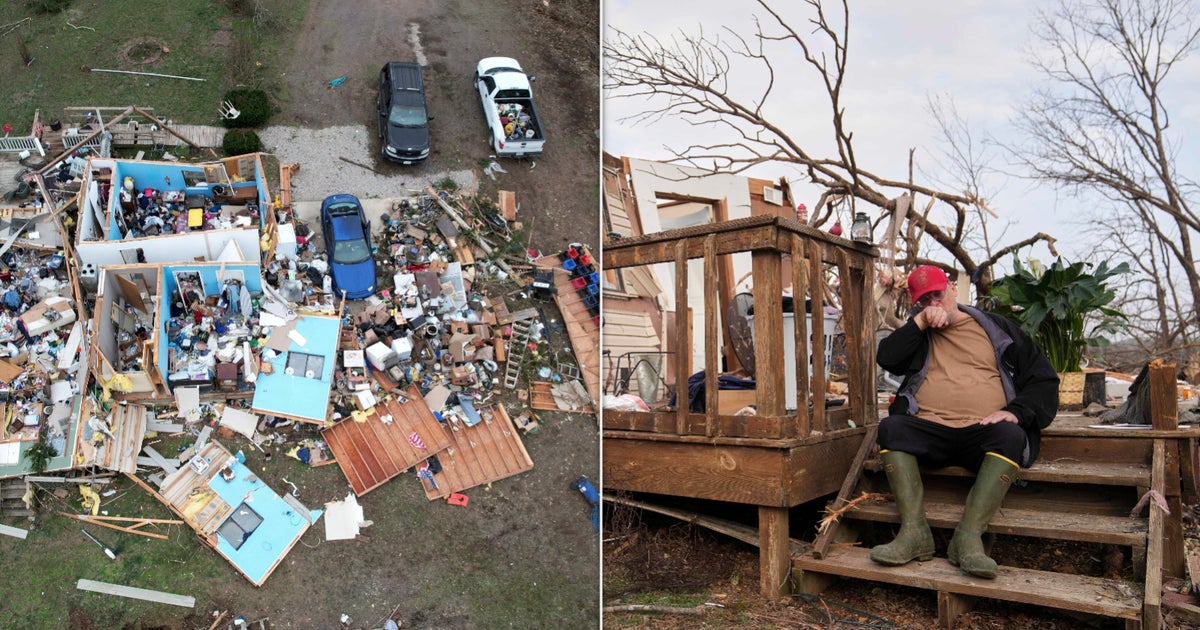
left=877, top=304, right=1060, bottom=466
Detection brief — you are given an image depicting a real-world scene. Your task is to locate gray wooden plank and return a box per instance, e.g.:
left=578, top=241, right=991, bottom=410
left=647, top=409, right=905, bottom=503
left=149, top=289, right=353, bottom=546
left=146, top=421, right=184, bottom=433
left=141, top=445, right=179, bottom=474
left=76, top=579, right=195, bottom=608
left=25, top=476, right=111, bottom=485
left=796, top=546, right=1141, bottom=620
left=0, top=523, right=28, bottom=539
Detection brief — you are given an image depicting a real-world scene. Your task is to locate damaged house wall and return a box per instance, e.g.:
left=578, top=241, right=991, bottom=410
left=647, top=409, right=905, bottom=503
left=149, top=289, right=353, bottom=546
left=76, top=157, right=265, bottom=268
left=157, top=262, right=262, bottom=393
left=92, top=264, right=165, bottom=395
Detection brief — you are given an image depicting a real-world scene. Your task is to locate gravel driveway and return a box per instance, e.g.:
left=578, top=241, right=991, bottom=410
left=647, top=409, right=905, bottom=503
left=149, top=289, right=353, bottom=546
left=257, top=126, right=474, bottom=205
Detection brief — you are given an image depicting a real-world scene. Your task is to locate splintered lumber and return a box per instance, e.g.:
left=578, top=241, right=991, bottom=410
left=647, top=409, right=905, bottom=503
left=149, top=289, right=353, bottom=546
left=59, top=512, right=183, bottom=541
left=76, top=579, right=195, bottom=608
left=424, top=186, right=514, bottom=276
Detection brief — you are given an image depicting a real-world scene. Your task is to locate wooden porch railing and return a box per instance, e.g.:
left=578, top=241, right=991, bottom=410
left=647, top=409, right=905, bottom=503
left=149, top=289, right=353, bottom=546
left=603, top=214, right=880, bottom=439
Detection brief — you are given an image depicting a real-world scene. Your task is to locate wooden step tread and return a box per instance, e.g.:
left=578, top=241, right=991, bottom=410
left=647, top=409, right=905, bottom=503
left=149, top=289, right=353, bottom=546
left=847, top=500, right=1147, bottom=547
left=796, top=545, right=1142, bottom=620
left=863, top=458, right=1149, bottom=487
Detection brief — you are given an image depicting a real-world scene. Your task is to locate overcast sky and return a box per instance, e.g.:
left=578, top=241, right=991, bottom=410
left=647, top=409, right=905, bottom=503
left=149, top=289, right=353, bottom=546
left=602, top=0, right=1200, bottom=265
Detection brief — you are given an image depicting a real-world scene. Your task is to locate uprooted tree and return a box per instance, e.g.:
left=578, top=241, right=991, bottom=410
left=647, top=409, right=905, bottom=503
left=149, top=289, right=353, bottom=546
left=1013, top=0, right=1200, bottom=377
left=605, top=0, right=1059, bottom=317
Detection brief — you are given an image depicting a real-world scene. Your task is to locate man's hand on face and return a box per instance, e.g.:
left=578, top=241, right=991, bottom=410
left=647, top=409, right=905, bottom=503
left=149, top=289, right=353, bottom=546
left=916, top=305, right=950, bottom=330
left=979, top=410, right=1018, bottom=425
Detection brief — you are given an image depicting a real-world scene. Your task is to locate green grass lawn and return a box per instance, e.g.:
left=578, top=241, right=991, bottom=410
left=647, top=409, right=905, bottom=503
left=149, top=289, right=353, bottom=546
left=0, top=0, right=307, bottom=130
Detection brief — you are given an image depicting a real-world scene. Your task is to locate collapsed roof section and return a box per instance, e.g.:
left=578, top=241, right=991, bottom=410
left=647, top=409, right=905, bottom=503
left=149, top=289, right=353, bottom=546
left=250, top=312, right=340, bottom=424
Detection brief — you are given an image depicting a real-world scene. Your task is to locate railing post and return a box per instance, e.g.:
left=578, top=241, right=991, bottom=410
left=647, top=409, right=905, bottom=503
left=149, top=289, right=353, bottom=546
left=674, top=239, right=691, bottom=433
left=703, top=235, right=719, bottom=436
left=751, top=250, right=784, bottom=417
left=808, top=243, right=827, bottom=431
left=790, top=235, right=810, bottom=437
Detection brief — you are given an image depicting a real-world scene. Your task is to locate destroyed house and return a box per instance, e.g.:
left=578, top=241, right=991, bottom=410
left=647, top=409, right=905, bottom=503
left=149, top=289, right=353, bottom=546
left=90, top=261, right=263, bottom=399
left=601, top=154, right=803, bottom=407
left=74, top=154, right=270, bottom=271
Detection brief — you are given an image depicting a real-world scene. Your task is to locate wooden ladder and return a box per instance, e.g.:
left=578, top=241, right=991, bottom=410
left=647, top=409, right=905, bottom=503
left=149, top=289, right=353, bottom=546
left=797, top=364, right=1192, bottom=630
left=503, top=320, right=533, bottom=390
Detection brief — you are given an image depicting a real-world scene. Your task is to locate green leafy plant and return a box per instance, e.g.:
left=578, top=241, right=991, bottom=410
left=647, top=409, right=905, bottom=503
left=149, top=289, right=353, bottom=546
left=222, top=129, right=263, bottom=155
left=23, top=432, right=56, bottom=474
left=221, top=88, right=274, bottom=128
left=436, top=176, right=460, bottom=192
left=987, top=257, right=1130, bottom=373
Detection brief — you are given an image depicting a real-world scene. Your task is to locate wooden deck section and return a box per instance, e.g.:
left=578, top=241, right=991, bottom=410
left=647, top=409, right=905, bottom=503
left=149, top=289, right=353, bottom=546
left=322, top=385, right=453, bottom=496
left=71, top=398, right=148, bottom=474
left=602, top=216, right=879, bottom=599
left=536, top=253, right=600, bottom=406
left=419, top=404, right=534, bottom=500
left=154, top=441, right=234, bottom=537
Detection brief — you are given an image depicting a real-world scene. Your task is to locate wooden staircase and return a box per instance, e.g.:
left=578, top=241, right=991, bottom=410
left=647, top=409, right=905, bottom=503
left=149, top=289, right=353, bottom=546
left=0, top=477, right=34, bottom=518
left=795, top=365, right=1195, bottom=630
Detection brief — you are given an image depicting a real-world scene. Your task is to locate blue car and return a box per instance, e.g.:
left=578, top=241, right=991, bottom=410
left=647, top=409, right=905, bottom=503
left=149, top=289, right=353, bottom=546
left=320, top=194, right=376, bottom=299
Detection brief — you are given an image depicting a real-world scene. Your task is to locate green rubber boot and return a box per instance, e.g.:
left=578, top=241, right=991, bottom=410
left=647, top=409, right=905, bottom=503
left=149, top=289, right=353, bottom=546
left=869, top=450, right=935, bottom=566
left=947, top=453, right=1018, bottom=579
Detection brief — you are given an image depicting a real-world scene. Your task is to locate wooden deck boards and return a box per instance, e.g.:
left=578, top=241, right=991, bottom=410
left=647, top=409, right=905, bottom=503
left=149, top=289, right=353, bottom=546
left=322, top=385, right=452, bottom=496
left=74, top=399, right=147, bottom=474
left=158, top=442, right=233, bottom=535
left=420, top=405, right=534, bottom=500
left=539, top=255, right=600, bottom=406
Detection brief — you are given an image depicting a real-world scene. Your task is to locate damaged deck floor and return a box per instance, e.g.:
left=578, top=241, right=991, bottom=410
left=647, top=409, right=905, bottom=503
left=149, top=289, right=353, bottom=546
left=537, top=254, right=600, bottom=407
left=418, top=405, right=534, bottom=500
left=322, top=385, right=453, bottom=496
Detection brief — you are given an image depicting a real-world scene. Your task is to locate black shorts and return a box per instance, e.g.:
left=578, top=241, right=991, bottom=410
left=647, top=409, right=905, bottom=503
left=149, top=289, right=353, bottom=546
left=876, top=414, right=1031, bottom=470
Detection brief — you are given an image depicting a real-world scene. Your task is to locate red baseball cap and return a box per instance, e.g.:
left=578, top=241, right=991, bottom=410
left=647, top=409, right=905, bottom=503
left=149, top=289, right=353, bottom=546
left=907, top=265, right=949, bottom=304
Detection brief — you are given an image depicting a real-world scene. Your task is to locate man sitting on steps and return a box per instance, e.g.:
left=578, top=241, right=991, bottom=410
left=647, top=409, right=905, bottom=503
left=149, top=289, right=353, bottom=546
left=871, top=265, right=1059, bottom=578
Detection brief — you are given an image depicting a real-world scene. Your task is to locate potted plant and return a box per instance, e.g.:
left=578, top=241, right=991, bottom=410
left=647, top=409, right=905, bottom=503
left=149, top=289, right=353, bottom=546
left=987, top=257, right=1130, bottom=406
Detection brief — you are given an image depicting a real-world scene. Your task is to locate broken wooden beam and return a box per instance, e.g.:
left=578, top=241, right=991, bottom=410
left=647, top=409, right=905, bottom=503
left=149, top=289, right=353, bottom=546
left=59, top=512, right=182, bottom=541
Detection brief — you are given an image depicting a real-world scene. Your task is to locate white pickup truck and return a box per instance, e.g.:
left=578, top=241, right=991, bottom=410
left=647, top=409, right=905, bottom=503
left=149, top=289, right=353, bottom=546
left=475, top=57, right=545, bottom=158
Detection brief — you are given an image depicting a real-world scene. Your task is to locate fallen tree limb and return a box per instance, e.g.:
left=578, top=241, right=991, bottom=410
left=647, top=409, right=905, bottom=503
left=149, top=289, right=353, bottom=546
left=424, top=186, right=515, bottom=277
left=603, top=604, right=706, bottom=616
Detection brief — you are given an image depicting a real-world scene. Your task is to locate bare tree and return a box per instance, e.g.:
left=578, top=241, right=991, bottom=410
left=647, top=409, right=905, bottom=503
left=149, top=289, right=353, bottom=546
left=1014, top=0, right=1200, bottom=373
left=604, top=0, right=1058, bottom=294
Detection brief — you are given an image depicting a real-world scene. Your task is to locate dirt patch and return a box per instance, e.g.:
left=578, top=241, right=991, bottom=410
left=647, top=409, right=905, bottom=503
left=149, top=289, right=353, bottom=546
left=120, top=38, right=166, bottom=65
